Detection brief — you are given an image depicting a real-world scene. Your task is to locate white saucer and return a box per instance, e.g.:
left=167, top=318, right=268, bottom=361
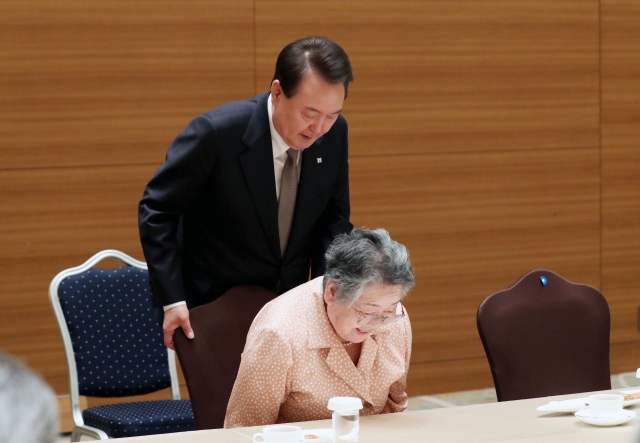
left=300, top=428, right=332, bottom=442
left=620, top=388, right=640, bottom=395
left=537, top=394, right=640, bottom=413
left=574, top=409, right=636, bottom=426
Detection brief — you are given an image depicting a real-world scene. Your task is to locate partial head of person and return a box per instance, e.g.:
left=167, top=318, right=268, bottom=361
left=322, top=228, right=415, bottom=344
left=270, top=36, right=354, bottom=150
left=0, top=351, right=59, bottom=443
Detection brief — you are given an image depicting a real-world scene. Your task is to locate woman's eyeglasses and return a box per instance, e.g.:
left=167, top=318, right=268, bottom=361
left=350, top=304, right=405, bottom=325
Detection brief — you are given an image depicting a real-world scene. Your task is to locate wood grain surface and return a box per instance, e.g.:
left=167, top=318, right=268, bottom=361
left=255, top=0, right=600, bottom=156
left=0, top=0, right=255, bottom=169
left=408, top=357, right=494, bottom=396
left=603, top=147, right=640, bottom=344
left=601, top=0, right=640, bottom=148
left=601, top=0, right=640, bottom=351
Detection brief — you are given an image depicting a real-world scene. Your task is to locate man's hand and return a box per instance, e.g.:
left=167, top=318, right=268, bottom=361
left=163, top=305, right=194, bottom=350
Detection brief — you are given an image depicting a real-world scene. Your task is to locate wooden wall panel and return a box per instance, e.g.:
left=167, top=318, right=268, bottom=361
left=0, top=164, right=157, bottom=391
left=611, top=342, right=640, bottom=376
left=255, top=0, right=600, bottom=157
left=408, top=358, right=494, bottom=396
left=350, top=148, right=600, bottom=367
left=601, top=1, right=640, bottom=362
left=602, top=147, right=640, bottom=344
left=601, top=0, right=640, bottom=147
left=0, top=0, right=254, bottom=169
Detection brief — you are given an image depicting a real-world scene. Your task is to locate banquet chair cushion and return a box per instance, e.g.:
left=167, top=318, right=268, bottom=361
left=173, top=285, right=278, bottom=429
left=82, top=399, right=195, bottom=438
left=477, top=269, right=611, bottom=402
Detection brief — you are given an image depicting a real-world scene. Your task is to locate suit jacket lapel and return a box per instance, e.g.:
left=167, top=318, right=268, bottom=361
left=240, top=93, right=280, bottom=259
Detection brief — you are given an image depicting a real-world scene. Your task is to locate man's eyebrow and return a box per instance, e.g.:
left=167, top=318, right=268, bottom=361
left=305, top=106, right=342, bottom=114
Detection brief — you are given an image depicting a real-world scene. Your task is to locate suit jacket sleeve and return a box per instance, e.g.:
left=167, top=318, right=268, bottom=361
left=310, top=118, right=353, bottom=278
left=138, top=114, right=218, bottom=306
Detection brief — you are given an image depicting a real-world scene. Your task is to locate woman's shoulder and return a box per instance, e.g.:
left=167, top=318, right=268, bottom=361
left=265, top=278, right=320, bottom=313
left=247, top=278, right=323, bottom=344
left=261, top=278, right=322, bottom=317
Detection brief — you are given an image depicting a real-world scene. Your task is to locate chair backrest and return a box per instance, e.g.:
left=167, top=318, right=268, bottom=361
left=477, top=269, right=611, bottom=402
left=49, top=250, right=181, bottom=424
left=173, top=285, right=277, bottom=430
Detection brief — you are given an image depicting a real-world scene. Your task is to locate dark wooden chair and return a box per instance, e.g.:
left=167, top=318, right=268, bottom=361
left=477, top=269, right=611, bottom=402
left=173, top=285, right=277, bottom=429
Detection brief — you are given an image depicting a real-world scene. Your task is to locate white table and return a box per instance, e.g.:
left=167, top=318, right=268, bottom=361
left=118, top=390, right=640, bottom=442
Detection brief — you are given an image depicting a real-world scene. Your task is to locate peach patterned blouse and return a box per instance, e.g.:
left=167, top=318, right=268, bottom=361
left=224, top=276, right=412, bottom=428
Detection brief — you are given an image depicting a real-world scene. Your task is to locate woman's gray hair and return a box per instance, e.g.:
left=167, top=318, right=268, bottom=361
left=0, top=352, right=59, bottom=443
left=322, top=228, right=415, bottom=305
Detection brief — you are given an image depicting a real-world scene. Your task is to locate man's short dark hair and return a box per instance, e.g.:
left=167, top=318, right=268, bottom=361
left=272, top=36, right=354, bottom=98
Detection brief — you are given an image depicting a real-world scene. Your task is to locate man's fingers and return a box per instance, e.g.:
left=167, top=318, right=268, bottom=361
left=162, top=305, right=193, bottom=349
left=164, top=329, right=176, bottom=350
left=180, top=318, right=195, bottom=339
left=173, top=306, right=194, bottom=339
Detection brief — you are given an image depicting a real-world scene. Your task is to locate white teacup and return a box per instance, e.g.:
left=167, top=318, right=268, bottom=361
left=252, top=425, right=301, bottom=443
left=586, top=394, right=623, bottom=417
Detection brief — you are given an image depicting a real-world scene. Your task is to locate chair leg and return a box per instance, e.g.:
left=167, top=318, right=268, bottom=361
left=71, top=425, right=110, bottom=441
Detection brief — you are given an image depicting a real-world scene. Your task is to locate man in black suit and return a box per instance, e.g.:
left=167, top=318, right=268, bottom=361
left=139, top=36, right=354, bottom=348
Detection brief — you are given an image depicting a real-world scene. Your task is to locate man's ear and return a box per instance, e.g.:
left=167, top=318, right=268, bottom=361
left=270, top=80, right=283, bottom=104
left=323, top=280, right=338, bottom=305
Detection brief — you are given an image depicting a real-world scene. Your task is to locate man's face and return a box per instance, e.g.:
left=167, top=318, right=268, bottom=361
left=270, top=71, right=345, bottom=150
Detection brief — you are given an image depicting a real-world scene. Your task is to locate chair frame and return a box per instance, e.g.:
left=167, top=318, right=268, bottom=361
left=49, top=249, right=181, bottom=441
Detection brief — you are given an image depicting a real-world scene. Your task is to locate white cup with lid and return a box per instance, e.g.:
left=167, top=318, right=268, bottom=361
left=327, top=397, right=363, bottom=443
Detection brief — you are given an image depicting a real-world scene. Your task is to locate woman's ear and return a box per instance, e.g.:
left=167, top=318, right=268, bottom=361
left=324, top=280, right=338, bottom=305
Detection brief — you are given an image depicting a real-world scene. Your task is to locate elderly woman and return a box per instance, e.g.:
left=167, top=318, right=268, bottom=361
left=225, top=228, right=414, bottom=428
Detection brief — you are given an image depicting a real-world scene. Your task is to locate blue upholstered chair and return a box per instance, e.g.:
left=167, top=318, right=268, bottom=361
left=49, top=250, right=195, bottom=440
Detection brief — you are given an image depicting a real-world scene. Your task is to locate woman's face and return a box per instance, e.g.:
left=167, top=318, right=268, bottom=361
left=324, top=280, right=403, bottom=344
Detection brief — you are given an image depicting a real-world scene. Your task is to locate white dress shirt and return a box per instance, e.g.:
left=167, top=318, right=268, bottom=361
left=268, top=93, right=300, bottom=200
